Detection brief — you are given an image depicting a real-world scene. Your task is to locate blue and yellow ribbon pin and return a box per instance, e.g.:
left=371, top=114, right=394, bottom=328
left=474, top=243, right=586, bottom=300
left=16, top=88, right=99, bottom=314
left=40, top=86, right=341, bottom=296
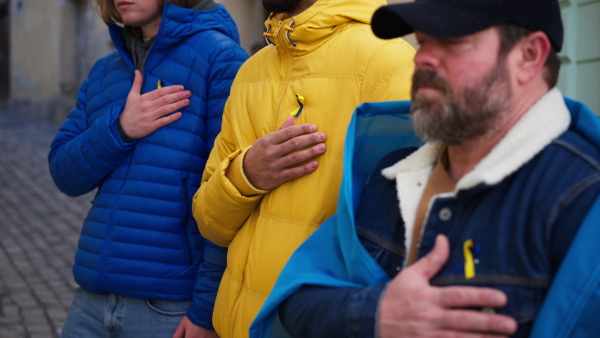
left=157, top=79, right=165, bottom=89
left=463, top=239, right=476, bottom=279
left=288, top=95, right=305, bottom=117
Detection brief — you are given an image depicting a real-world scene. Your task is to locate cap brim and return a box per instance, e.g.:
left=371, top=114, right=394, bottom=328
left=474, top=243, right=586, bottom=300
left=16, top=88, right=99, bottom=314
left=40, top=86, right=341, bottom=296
left=372, top=2, right=504, bottom=40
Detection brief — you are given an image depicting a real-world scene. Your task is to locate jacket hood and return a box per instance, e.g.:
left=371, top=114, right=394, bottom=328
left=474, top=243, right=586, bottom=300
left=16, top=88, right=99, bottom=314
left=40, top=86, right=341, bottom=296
left=264, top=0, right=387, bottom=55
left=109, top=2, right=240, bottom=70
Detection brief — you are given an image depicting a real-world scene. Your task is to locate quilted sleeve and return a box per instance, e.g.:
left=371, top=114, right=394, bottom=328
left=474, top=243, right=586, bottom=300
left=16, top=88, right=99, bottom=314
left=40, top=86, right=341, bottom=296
left=48, top=75, right=136, bottom=197
left=192, top=98, right=267, bottom=247
left=186, top=239, right=228, bottom=330
left=279, top=284, right=386, bottom=338
left=185, top=38, right=248, bottom=327
left=204, top=37, right=249, bottom=149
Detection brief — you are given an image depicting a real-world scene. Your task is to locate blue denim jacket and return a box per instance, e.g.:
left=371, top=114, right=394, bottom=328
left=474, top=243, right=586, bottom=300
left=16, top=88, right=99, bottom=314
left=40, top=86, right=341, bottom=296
left=277, top=94, right=600, bottom=337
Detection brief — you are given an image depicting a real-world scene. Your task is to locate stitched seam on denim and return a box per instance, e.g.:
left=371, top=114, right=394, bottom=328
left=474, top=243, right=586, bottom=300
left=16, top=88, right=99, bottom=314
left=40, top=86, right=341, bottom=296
left=510, top=310, right=536, bottom=323
left=350, top=285, right=377, bottom=338
left=547, top=174, right=600, bottom=227
left=145, top=300, right=188, bottom=317
left=553, top=139, right=600, bottom=172
left=349, top=288, right=360, bottom=338
left=432, top=275, right=550, bottom=288
left=356, top=226, right=405, bottom=256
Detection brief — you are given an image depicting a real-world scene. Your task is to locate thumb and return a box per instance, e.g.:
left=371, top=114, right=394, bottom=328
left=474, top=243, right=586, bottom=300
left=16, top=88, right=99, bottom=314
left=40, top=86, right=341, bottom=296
left=410, top=235, right=450, bottom=280
left=172, top=317, right=186, bottom=338
left=279, top=115, right=295, bottom=130
left=129, top=70, right=143, bottom=96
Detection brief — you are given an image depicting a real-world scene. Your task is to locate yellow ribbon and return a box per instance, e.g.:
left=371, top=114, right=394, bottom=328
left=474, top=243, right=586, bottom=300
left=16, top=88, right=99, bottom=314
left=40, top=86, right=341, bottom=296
left=157, top=79, right=164, bottom=89
left=463, top=239, right=476, bottom=279
left=289, top=95, right=305, bottom=117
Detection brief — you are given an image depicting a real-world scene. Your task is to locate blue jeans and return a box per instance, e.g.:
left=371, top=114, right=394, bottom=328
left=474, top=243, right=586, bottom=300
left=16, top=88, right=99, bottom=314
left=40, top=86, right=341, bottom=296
left=60, top=287, right=190, bottom=338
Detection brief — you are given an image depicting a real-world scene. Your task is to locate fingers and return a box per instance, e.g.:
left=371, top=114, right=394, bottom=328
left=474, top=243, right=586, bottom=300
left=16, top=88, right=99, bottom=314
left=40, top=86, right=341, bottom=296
left=153, top=96, right=190, bottom=118
left=437, top=309, right=517, bottom=335
left=430, top=330, right=511, bottom=338
left=172, top=316, right=186, bottom=338
left=172, top=326, right=184, bottom=338
left=271, top=123, right=318, bottom=144
left=276, top=160, right=320, bottom=182
left=436, top=286, right=507, bottom=309
left=280, top=130, right=326, bottom=155
left=410, top=235, right=450, bottom=280
left=129, top=70, right=143, bottom=96
left=279, top=115, right=295, bottom=130
left=256, top=126, right=325, bottom=161
left=276, top=142, right=325, bottom=168
left=157, top=90, right=191, bottom=106
left=149, top=87, right=191, bottom=107
left=151, top=112, right=182, bottom=130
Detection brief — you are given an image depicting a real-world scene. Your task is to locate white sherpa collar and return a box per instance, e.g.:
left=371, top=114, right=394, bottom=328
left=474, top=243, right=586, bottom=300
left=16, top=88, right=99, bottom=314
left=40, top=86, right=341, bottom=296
left=380, top=88, right=570, bottom=265
left=456, top=88, right=570, bottom=190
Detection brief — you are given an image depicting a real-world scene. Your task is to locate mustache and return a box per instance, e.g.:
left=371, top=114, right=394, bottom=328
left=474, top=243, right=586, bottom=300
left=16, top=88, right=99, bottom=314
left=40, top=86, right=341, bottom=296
left=411, top=70, right=450, bottom=97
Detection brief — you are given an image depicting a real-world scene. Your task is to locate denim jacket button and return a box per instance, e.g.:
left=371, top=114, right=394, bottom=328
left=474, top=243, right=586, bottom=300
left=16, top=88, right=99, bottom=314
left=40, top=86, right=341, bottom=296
left=439, top=207, right=452, bottom=221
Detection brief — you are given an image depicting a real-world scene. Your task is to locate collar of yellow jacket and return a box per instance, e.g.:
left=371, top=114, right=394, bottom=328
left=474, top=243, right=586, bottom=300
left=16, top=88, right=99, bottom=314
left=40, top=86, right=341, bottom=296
left=263, top=0, right=387, bottom=56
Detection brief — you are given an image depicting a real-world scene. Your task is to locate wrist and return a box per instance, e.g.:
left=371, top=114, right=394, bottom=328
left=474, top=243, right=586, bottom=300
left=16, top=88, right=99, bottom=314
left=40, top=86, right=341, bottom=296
left=117, top=118, right=135, bottom=143
left=226, top=146, right=269, bottom=196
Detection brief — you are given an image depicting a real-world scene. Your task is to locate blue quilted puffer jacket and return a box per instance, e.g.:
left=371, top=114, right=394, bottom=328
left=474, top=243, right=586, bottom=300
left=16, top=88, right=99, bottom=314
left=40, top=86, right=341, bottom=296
left=48, top=2, right=248, bottom=329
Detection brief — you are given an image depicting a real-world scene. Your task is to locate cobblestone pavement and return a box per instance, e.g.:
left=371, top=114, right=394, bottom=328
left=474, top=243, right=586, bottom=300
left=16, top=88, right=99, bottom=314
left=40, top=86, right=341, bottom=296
left=0, top=110, right=93, bottom=338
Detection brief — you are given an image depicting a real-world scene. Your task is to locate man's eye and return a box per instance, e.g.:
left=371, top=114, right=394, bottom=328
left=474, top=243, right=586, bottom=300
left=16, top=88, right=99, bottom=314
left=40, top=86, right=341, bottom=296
left=444, top=39, right=463, bottom=45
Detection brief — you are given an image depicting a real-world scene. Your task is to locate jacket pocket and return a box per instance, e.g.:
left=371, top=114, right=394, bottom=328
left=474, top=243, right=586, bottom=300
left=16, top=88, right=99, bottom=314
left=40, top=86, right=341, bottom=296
left=357, top=226, right=405, bottom=279
left=432, top=274, right=550, bottom=337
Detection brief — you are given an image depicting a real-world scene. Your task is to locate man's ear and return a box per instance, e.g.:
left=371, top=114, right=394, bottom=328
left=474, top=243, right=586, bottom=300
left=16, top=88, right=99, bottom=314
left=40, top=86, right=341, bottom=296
left=513, top=31, right=551, bottom=85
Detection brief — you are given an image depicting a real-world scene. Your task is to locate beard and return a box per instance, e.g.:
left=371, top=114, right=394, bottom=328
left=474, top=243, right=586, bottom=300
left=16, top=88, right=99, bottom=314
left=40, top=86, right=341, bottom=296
left=410, top=59, right=511, bottom=146
left=263, top=0, right=303, bottom=13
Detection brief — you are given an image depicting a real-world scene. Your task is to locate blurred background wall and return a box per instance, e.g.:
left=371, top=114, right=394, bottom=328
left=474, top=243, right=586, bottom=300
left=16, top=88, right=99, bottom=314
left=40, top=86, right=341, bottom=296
left=0, top=0, right=597, bottom=124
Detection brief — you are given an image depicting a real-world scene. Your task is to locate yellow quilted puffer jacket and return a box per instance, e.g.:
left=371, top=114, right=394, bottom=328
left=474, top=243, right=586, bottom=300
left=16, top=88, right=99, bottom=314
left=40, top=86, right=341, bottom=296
left=192, top=0, right=415, bottom=336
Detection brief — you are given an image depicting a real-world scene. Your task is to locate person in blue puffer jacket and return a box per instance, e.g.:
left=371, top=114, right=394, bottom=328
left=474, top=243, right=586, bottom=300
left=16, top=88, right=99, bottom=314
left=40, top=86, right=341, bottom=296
left=48, top=0, right=248, bottom=337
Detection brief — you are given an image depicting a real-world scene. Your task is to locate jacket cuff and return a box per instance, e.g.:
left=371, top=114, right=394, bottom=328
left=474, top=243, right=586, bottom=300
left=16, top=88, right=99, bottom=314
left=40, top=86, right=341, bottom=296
left=103, top=107, right=137, bottom=151
left=374, top=282, right=391, bottom=338
left=116, top=118, right=135, bottom=143
left=225, top=146, right=269, bottom=196
left=349, top=283, right=387, bottom=337
left=186, top=300, right=214, bottom=331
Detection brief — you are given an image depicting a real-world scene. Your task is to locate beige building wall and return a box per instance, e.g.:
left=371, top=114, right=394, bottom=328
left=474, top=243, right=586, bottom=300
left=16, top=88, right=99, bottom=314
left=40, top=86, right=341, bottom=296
left=10, top=0, right=62, bottom=100
left=216, top=0, right=268, bottom=53
left=7, top=0, right=112, bottom=122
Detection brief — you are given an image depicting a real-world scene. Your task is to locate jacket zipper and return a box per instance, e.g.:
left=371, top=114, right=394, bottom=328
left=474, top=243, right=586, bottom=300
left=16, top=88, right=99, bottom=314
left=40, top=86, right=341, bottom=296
left=271, top=23, right=295, bottom=132
left=229, top=22, right=296, bottom=337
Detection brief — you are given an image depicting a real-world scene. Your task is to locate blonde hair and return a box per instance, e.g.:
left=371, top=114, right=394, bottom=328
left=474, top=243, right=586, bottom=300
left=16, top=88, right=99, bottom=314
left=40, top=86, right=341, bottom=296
left=94, top=0, right=202, bottom=24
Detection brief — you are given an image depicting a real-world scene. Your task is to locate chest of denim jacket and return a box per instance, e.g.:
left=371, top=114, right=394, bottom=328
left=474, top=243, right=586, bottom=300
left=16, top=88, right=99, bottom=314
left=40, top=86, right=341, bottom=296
left=356, top=133, right=600, bottom=337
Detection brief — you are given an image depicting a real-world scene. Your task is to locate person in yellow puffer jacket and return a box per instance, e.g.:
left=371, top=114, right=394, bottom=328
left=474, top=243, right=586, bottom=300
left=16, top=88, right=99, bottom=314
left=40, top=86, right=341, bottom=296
left=192, top=0, right=415, bottom=336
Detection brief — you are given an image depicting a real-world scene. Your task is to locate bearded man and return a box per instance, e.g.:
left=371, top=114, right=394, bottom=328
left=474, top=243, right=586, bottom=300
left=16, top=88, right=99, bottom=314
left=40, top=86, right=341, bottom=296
left=191, top=0, right=415, bottom=337
left=251, top=0, right=600, bottom=337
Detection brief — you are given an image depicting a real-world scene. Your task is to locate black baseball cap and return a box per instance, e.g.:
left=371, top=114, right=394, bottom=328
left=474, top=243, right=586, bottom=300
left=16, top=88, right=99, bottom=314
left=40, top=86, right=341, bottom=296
left=371, top=0, right=563, bottom=52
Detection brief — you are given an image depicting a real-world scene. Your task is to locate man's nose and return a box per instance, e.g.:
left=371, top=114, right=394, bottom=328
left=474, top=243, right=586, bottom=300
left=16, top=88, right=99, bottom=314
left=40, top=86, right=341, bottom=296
left=414, top=42, right=441, bottom=71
